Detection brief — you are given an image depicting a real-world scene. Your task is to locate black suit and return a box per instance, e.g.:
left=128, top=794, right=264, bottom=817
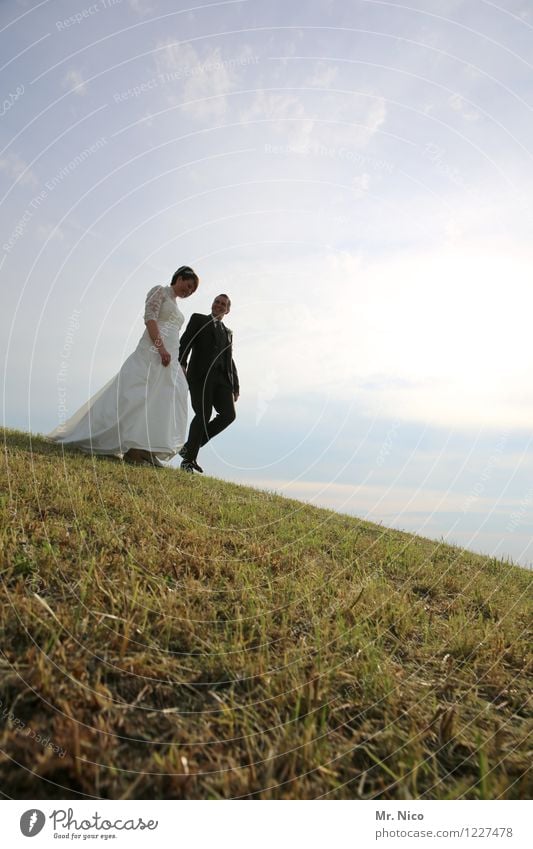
left=178, top=313, right=239, bottom=462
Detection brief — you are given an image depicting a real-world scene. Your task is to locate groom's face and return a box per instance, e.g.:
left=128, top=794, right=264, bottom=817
left=211, top=295, right=230, bottom=319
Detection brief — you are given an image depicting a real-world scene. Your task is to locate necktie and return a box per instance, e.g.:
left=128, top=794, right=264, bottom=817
left=214, top=321, right=224, bottom=369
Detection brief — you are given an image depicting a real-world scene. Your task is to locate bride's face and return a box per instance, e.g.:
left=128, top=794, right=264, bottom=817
left=172, top=277, right=197, bottom=298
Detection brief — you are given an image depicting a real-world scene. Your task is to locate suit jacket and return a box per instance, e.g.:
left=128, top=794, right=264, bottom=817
left=179, top=313, right=239, bottom=393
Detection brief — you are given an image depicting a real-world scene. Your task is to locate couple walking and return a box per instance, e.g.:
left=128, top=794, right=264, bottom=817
left=49, top=266, right=239, bottom=473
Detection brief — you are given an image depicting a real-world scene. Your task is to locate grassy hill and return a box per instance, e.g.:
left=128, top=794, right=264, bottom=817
left=1, top=429, right=531, bottom=800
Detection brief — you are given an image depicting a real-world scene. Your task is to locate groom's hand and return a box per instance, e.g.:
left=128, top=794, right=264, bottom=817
left=233, top=391, right=239, bottom=402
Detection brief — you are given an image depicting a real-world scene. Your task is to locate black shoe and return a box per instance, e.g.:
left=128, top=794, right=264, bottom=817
left=180, top=460, right=195, bottom=473
left=179, top=448, right=203, bottom=473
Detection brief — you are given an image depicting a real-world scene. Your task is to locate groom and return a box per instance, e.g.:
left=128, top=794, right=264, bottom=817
left=178, top=294, right=239, bottom=473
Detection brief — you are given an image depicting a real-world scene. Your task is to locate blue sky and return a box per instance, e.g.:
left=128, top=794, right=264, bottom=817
left=2, top=0, right=533, bottom=566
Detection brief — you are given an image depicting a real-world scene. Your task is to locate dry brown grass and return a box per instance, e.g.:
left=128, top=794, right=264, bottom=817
left=1, top=429, right=531, bottom=799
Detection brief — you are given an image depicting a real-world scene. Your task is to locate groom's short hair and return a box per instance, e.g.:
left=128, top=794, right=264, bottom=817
left=218, top=293, right=231, bottom=307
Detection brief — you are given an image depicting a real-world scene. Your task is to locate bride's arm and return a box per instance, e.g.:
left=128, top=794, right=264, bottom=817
left=144, top=286, right=171, bottom=366
left=145, top=319, right=170, bottom=366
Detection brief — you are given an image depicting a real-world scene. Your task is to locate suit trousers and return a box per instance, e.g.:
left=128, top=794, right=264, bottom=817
left=183, top=370, right=236, bottom=460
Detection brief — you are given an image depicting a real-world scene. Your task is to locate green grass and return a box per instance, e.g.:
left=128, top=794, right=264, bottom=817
left=0, top=428, right=531, bottom=799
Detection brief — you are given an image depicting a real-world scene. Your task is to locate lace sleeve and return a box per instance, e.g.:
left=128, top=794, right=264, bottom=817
left=144, top=286, right=166, bottom=322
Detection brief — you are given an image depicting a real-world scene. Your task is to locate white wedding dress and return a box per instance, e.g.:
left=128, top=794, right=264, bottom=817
left=48, top=286, right=188, bottom=461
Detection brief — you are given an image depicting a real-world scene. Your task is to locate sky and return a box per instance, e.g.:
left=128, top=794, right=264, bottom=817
left=1, top=0, right=533, bottom=567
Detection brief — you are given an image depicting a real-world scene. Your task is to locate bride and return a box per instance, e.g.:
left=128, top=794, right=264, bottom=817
left=48, top=265, right=199, bottom=466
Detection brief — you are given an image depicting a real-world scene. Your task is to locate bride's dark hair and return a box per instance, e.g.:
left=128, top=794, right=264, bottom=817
left=171, top=266, right=199, bottom=290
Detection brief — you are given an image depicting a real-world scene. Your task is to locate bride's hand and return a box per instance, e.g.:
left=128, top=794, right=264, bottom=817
left=160, top=347, right=171, bottom=367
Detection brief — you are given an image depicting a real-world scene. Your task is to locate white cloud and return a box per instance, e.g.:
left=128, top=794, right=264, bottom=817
left=323, top=93, right=387, bottom=148
left=36, top=223, right=64, bottom=242
left=153, top=41, right=257, bottom=121
left=308, top=62, right=339, bottom=88
left=240, top=90, right=316, bottom=147
left=240, top=87, right=387, bottom=151
left=127, top=0, right=154, bottom=15
left=325, top=245, right=533, bottom=429
left=361, top=96, right=387, bottom=137
left=230, top=234, right=533, bottom=431
left=353, top=172, right=370, bottom=197
left=0, top=152, right=38, bottom=186
left=448, top=93, right=480, bottom=121
left=62, top=69, right=87, bottom=95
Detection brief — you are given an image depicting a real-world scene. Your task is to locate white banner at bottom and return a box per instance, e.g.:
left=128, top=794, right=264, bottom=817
left=4, top=799, right=531, bottom=849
